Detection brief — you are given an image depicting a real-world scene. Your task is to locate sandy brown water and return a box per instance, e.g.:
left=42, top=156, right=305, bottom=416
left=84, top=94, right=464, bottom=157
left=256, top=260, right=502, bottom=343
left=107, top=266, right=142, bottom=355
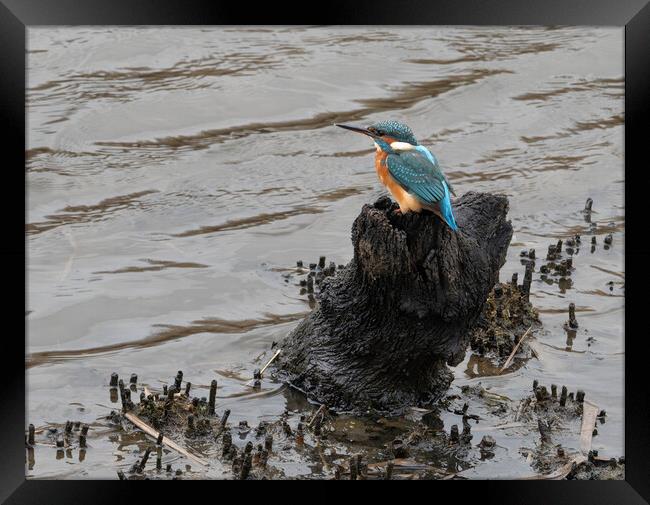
left=26, top=26, right=623, bottom=479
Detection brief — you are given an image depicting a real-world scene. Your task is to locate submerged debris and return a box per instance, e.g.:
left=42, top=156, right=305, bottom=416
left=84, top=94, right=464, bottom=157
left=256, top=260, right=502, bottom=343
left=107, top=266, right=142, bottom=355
left=538, top=238, right=575, bottom=292
left=294, top=255, right=340, bottom=306
left=468, top=275, right=540, bottom=370
left=28, top=370, right=620, bottom=481
left=569, top=455, right=625, bottom=480
left=565, top=302, right=579, bottom=329
left=28, top=199, right=622, bottom=480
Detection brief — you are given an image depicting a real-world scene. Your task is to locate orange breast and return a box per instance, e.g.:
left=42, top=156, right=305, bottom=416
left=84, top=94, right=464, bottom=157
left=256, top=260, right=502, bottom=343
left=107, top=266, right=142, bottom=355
left=374, top=150, right=424, bottom=213
left=374, top=150, right=390, bottom=185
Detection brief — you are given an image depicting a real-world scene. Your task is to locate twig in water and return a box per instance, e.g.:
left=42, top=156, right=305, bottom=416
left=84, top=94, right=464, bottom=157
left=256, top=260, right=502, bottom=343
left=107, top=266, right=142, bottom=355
left=307, top=404, right=326, bottom=428
left=245, top=349, right=281, bottom=386
left=260, top=349, right=281, bottom=375
left=472, top=421, right=526, bottom=432
left=580, top=400, right=599, bottom=455
left=499, top=325, right=533, bottom=374
left=124, top=412, right=207, bottom=467
left=366, top=458, right=433, bottom=473
left=514, top=399, right=527, bottom=422
left=315, top=440, right=330, bottom=471
left=519, top=399, right=599, bottom=480
left=519, top=455, right=587, bottom=480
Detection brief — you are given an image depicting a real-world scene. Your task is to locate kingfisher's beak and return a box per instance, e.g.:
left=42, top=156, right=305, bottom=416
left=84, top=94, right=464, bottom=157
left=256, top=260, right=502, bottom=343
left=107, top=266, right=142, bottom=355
left=335, top=123, right=375, bottom=137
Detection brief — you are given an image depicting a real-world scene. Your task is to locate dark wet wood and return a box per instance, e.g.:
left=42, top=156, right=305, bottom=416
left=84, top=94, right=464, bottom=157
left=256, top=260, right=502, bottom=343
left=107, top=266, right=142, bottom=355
left=277, top=192, right=513, bottom=414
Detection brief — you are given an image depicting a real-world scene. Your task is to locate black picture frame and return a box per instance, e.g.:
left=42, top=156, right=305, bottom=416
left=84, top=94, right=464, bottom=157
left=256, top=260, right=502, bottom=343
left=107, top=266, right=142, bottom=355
left=3, top=0, right=648, bottom=502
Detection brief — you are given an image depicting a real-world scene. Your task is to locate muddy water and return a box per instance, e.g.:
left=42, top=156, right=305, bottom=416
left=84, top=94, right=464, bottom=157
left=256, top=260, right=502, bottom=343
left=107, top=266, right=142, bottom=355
left=26, top=27, right=624, bottom=479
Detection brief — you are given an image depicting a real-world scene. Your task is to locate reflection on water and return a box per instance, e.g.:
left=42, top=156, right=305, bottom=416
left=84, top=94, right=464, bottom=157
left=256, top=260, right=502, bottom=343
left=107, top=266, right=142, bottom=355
left=27, top=190, right=158, bottom=235
left=26, top=26, right=623, bottom=479
left=26, top=312, right=307, bottom=368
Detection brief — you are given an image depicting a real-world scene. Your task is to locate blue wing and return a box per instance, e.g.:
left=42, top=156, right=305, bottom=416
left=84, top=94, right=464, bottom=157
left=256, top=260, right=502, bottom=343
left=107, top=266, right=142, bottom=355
left=414, top=145, right=456, bottom=196
left=386, top=149, right=447, bottom=205
left=386, top=149, right=458, bottom=231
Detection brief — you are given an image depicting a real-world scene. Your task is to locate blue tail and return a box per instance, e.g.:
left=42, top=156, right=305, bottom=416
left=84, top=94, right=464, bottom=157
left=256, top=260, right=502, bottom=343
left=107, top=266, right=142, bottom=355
left=439, top=181, right=458, bottom=231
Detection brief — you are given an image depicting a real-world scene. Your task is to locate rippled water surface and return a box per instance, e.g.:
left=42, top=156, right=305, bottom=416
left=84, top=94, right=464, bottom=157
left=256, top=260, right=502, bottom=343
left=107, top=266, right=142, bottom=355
left=26, top=26, right=624, bottom=479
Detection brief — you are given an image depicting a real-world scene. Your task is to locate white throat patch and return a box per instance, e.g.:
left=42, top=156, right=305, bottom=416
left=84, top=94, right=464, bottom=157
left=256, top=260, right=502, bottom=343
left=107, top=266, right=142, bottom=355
left=390, top=141, right=415, bottom=151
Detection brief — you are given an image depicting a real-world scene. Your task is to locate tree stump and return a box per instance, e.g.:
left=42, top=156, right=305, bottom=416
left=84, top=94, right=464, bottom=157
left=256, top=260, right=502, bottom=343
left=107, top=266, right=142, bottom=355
left=276, top=191, right=513, bottom=414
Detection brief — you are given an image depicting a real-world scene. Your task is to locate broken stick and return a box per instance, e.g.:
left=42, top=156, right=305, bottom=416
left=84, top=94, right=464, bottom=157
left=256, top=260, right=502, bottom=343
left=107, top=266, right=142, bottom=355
left=499, top=325, right=533, bottom=374
left=307, top=404, right=326, bottom=428
left=519, top=455, right=587, bottom=480
left=245, top=349, right=281, bottom=386
left=124, top=412, right=207, bottom=467
left=580, top=399, right=599, bottom=455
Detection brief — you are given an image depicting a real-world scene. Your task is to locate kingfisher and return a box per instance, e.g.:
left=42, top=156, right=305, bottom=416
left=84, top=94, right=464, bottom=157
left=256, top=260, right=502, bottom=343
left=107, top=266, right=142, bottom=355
left=336, top=120, right=458, bottom=231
